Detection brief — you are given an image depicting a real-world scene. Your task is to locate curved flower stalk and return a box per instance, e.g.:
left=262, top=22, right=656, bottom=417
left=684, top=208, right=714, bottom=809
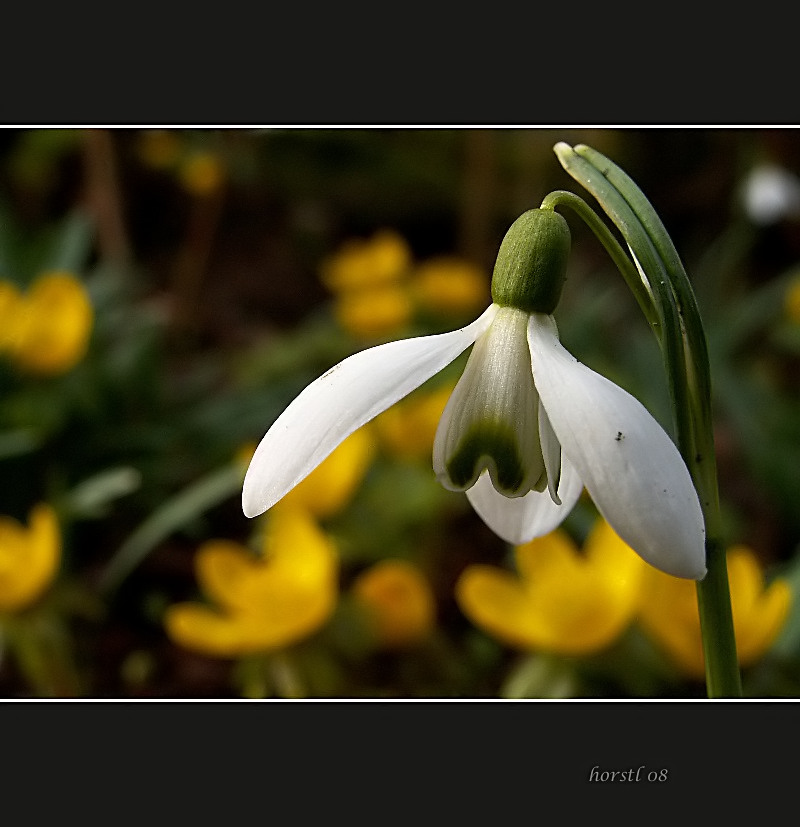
left=243, top=208, right=706, bottom=580
left=553, top=142, right=740, bottom=697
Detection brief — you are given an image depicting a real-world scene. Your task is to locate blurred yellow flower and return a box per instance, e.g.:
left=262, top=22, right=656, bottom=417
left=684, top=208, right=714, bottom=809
left=333, top=284, right=414, bottom=340
left=178, top=151, right=226, bottom=197
left=320, top=232, right=488, bottom=339
left=784, top=274, right=800, bottom=323
left=0, top=504, right=61, bottom=614
left=0, top=282, right=21, bottom=350
left=238, top=427, right=374, bottom=519
left=638, top=544, right=791, bottom=678
left=0, top=272, right=93, bottom=374
left=164, top=509, right=338, bottom=658
left=320, top=230, right=412, bottom=293
left=374, top=383, right=454, bottom=460
left=456, top=519, right=646, bottom=655
left=411, top=257, right=488, bottom=315
left=136, top=129, right=183, bottom=170
left=351, top=559, right=436, bottom=648
left=320, top=230, right=415, bottom=339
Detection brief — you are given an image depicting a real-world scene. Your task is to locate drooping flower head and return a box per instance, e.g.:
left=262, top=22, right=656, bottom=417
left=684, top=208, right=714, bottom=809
left=243, top=208, right=706, bottom=579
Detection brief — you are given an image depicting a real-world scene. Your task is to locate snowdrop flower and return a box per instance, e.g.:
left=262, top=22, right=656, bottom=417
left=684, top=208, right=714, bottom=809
left=243, top=209, right=706, bottom=579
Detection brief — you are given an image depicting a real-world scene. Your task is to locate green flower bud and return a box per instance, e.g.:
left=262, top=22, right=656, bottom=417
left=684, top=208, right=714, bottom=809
left=490, top=208, right=571, bottom=314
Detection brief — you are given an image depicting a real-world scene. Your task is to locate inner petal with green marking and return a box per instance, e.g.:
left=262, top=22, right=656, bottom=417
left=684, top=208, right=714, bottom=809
left=433, top=306, right=553, bottom=498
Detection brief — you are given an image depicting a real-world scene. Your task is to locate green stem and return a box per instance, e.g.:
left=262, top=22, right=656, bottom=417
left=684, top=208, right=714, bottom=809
left=552, top=142, right=742, bottom=698
left=540, top=190, right=660, bottom=332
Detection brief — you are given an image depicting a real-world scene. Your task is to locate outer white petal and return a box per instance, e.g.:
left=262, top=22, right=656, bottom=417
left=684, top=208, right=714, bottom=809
left=242, top=305, right=498, bottom=518
left=528, top=314, right=707, bottom=579
left=465, top=453, right=583, bottom=545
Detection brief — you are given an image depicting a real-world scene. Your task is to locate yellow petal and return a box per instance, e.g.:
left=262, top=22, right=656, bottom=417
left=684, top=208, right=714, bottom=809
left=334, top=285, right=413, bottom=339
left=637, top=545, right=793, bottom=678
left=458, top=521, right=645, bottom=656
left=456, top=564, right=544, bottom=651
left=278, top=427, right=374, bottom=517
left=187, top=510, right=339, bottom=653
left=514, top=530, right=582, bottom=583
left=178, top=151, right=225, bottom=197
left=582, top=519, right=647, bottom=604
left=726, top=545, right=764, bottom=616
left=411, top=257, right=488, bottom=315
left=195, top=539, right=266, bottom=613
left=257, top=508, right=339, bottom=593
left=727, top=547, right=792, bottom=667
left=0, top=504, right=61, bottom=613
left=0, top=281, right=22, bottom=350
left=637, top=568, right=704, bottom=677
left=320, top=231, right=412, bottom=292
left=166, top=567, right=337, bottom=657
left=375, top=384, right=454, bottom=461
left=10, top=272, right=93, bottom=374
left=352, top=559, right=436, bottom=647
left=164, top=603, right=253, bottom=657
left=136, top=129, right=183, bottom=170
left=784, top=274, right=800, bottom=323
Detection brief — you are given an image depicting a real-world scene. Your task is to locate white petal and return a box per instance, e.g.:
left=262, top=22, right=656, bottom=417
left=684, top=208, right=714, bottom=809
left=538, top=404, right=562, bottom=504
left=466, top=454, right=584, bottom=545
left=433, top=306, right=543, bottom=497
left=528, top=314, right=707, bottom=579
left=242, top=305, right=498, bottom=518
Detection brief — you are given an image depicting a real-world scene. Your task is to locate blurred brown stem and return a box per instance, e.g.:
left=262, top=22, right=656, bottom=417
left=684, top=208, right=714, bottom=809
left=170, top=184, right=225, bottom=338
left=81, top=128, right=132, bottom=267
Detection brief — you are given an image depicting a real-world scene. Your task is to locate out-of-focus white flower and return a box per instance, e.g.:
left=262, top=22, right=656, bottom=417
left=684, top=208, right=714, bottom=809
left=741, top=163, right=800, bottom=225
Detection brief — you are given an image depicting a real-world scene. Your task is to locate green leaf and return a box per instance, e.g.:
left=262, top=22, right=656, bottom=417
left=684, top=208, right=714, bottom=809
left=97, top=462, right=243, bottom=595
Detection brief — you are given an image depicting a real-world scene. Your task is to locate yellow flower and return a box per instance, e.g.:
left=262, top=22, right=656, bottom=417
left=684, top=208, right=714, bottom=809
left=1, top=272, right=93, bottom=374
left=374, top=383, right=454, bottom=461
left=238, top=427, right=374, bottom=519
left=333, top=284, right=414, bottom=340
left=0, top=504, right=61, bottom=614
left=638, top=544, right=791, bottom=678
left=410, top=257, right=488, bottom=316
left=178, top=151, right=226, bottom=197
left=136, top=129, right=183, bottom=170
left=456, top=519, right=646, bottom=655
left=0, top=281, right=22, bottom=350
left=320, top=230, right=412, bottom=293
left=351, top=559, right=436, bottom=648
left=784, top=274, right=800, bottom=323
left=164, top=509, right=338, bottom=658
